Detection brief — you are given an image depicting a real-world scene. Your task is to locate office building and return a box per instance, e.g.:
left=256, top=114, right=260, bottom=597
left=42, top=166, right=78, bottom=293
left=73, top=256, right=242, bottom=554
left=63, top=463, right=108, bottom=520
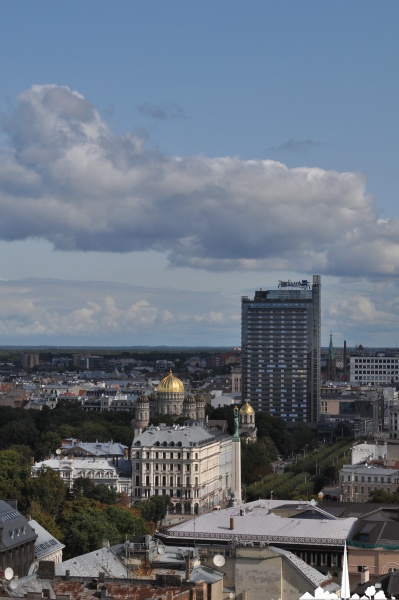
left=350, top=355, right=399, bottom=385
left=241, top=275, right=321, bottom=422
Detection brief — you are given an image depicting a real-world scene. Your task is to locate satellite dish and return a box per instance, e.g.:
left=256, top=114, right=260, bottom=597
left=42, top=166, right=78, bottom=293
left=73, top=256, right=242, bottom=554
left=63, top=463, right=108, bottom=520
left=8, top=580, right=17, bottom=590
left=158, top=546, right=165, bottom=555
left=213, top=554, right=225, bottom=567
left=4, top=568, right=13, bottom=581
left=55, top=449, right=61, bottom=455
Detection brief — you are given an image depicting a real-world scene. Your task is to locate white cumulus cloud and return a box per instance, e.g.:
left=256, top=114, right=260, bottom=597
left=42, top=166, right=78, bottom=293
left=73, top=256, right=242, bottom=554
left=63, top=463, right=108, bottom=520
left=1, top=84, right=398, bottom=277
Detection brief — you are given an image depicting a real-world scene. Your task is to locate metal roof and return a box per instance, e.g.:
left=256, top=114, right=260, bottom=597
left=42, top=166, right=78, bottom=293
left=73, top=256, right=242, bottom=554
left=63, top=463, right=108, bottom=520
left=160, top=501, right=357, bottom=546
left=55, top=545, right=128, bottom=578
left=133, top=424, right=228, bottom=448
left=29, top=519, right=65, bottom=560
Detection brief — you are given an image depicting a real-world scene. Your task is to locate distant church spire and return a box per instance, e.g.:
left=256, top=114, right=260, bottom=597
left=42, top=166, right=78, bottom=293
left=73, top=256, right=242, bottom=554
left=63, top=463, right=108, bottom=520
left=328, top=332, right=335, bottom=360
left=326, top=332, right=337, bottom=382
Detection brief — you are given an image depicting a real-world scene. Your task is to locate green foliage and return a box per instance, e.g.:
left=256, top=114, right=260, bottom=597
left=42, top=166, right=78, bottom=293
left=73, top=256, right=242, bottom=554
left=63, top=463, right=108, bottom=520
left=102, top=505, right=149, bottom=538
left=369, top=489, right=399, bottom=503
left=30, top=505, right=64, bottom=542
left=30, top=467, right=67, bottom=516
left=36, top=432, right=63, bottom=461
left=135, top=495, right=171, bottom=524
left=59, top=497, right=149, bottom=559
left=241, top=440, right=278, bottom=484
left=60, top=498, right=121, bottom=559
left=208, top=405, right=235, bottom=434
left=0, top=449, right=33, bottom=512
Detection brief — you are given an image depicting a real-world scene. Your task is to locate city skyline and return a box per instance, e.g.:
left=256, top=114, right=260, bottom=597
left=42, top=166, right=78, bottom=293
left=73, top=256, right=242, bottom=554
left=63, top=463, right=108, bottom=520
left=1, top=2, right=399, bottom=347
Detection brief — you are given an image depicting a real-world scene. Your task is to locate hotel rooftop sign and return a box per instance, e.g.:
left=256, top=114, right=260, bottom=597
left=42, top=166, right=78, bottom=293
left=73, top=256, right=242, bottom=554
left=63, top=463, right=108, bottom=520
left=278, top=280, right=310, bottom=290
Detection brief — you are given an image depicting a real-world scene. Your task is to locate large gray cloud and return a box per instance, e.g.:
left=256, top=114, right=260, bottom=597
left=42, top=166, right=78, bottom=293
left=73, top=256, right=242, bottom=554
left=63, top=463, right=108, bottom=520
left=1, top=84, right=399, bottom=275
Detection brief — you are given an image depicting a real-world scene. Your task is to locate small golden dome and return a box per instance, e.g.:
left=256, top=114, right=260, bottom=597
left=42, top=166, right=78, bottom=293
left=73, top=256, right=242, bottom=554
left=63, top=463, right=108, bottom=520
left=240, top=401, right=255, bottom=415
left=157, top=370, right=184, bottom=394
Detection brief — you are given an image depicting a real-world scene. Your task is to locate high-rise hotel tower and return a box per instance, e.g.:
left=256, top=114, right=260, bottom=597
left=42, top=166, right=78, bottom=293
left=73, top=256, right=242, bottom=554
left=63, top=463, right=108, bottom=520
left=241, top=275, right=321, bottom=423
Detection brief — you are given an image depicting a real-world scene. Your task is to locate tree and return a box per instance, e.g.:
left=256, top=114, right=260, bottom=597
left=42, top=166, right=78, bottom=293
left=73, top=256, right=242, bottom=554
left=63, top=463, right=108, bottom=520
left=0, top=449, right=33, bottom=512
left=102, top=505, right=149, bottom=538
left=30, top=504, right=64, bottom=542
left=30, top=466, right=67, bottom=516
left=369, top=489, right=399, bottom=503
left=241, top=440, right=277, bottom=484
left=60, top=501, right=120, bottom=559
left=135, top=495, right=171, bottom=524
left=59, top=497, right=149, bottom=559
left=36, top=431, right=63, bottom=461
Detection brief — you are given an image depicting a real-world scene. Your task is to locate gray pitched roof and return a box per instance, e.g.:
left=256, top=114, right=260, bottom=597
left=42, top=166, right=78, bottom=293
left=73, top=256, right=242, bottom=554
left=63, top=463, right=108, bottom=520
left=55, top=545, right=127, bottom=578
left=0, top=500, right=37, bottom=550
left=29, top=519, right=64, bottom=560
left=133, top=424, right=228, bottom=448
left=159, top=501, right=357, bottom=546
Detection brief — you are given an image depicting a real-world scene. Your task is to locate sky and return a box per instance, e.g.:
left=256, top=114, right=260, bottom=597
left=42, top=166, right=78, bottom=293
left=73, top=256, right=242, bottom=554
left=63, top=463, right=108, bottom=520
left=0, top=1, right=398, bottom=348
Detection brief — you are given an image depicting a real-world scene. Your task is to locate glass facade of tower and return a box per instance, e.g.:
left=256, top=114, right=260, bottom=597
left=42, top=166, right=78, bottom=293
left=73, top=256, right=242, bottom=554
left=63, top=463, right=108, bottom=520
left=241, top=275, right=321, bottom=423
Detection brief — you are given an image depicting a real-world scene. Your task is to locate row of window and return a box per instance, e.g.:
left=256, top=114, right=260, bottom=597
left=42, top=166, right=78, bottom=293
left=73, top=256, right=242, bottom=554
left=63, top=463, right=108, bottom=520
left=341, top=474, right=399, bottom=483
left=136, top=463, right=199, bottom=472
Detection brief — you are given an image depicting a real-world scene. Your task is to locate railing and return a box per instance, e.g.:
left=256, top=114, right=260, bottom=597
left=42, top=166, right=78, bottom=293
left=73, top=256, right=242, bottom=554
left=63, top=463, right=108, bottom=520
left=157, top=528, right=346, bottom=546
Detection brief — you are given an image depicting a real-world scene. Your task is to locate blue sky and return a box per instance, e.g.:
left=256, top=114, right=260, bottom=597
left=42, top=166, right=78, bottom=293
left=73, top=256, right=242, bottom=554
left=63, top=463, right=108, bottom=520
left=0, top=1, right=398, bottom=347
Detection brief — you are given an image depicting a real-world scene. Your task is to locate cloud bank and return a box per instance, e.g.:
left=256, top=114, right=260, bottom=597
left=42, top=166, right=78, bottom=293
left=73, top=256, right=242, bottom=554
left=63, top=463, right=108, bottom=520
left=0, top=278, right=239, bottom=345
left=1, top=84, right=399, bottom=277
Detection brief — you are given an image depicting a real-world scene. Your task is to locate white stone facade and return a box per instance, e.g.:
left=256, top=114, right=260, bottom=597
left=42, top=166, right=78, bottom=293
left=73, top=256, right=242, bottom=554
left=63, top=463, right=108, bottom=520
left=131, top=424, right=232, bottom=514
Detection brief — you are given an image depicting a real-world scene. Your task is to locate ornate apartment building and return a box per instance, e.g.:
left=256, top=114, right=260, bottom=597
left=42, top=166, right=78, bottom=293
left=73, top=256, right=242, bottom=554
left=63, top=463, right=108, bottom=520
left=131, top=423, right=232, bottom=514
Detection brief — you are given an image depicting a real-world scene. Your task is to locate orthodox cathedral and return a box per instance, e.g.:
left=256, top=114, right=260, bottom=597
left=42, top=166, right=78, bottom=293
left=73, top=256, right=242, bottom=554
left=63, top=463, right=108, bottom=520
left=133, top=370, right=205, bottom=434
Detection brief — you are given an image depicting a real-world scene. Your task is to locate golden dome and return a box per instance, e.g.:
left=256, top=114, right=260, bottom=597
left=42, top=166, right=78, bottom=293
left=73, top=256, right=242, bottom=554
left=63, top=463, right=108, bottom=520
left=240, top=401, right=255, bottom=415
left=157, top=370, right=184, bottom=394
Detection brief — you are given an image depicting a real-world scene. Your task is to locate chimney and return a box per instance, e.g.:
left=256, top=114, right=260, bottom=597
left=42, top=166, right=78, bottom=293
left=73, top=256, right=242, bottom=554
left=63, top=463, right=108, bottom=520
left=360, top=567, right=369, bottom=584
left=195, top=580, right=207, bottom=600
left=230, top=517, right=235, bottom=530
left=343, top=340, right=347, bottom=378
left=185, top=554, right=191, bottom=580
left=167, top=591, right=174, bottom=600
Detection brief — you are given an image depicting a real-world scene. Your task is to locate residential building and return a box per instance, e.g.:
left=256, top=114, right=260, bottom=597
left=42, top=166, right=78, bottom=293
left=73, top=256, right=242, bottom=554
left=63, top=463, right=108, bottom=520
left=60, top=439, right=128, bottom=459
left=31, top=455, right=132, bottom=497
left=21, top=352, right=40, bottom=370
left=0, top=500, right=37, bottom=578
left=131, top=423, right=232, bottom=513
left=323, top=502, right=399, bottom=585
left=241, top=276, right=321, bottom=422
left=338, top=464, right=399, bottom=502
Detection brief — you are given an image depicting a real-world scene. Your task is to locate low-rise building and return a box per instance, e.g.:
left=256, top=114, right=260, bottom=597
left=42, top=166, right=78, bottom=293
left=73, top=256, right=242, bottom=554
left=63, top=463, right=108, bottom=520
left=31, top=456, right=132, bottom=497
left=157, top=499, right=356, bottom=581
left=338, top=464, right=399, bottom=502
